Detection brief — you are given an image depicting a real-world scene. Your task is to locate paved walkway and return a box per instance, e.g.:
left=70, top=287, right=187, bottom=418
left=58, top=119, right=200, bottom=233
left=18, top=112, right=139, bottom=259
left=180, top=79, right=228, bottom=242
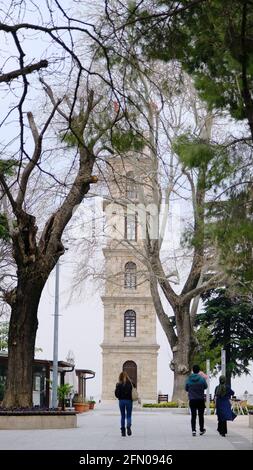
left=0, top=402, right=252, bottom=450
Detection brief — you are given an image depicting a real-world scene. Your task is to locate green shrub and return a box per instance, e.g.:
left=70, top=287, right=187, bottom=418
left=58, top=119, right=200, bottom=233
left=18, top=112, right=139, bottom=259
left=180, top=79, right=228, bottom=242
left=143, top=402, right=186, bottom=408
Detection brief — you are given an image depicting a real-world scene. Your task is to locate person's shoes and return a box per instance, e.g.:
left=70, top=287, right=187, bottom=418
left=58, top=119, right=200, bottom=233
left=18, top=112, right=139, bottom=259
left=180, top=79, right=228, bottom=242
left=192, top=431, right=196, bottom=436
left=200, top=429, right=206, bottom=435
left=221, top=433, right=226, bottom=437
left=127, top=426, right=132, bottom=436
left=121, top=427, right=126, bottom=437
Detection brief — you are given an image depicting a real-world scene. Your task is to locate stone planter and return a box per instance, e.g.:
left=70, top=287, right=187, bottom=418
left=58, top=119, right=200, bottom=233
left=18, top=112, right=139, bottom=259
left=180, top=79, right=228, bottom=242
left=73, top=403, right=89, bottom=413
left=0, top=411, right=77, bottom=429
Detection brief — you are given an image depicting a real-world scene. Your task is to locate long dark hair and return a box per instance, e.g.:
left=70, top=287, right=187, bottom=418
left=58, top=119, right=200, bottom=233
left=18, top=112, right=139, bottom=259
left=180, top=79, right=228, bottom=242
left=118, top=371, right=130, bottom=384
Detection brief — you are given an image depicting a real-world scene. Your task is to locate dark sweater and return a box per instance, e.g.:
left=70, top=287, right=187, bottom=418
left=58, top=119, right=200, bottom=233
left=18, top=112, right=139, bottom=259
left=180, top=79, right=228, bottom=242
left=185, top=373, right=207, bottom=400
left=115, top=380, right=133, bottom=400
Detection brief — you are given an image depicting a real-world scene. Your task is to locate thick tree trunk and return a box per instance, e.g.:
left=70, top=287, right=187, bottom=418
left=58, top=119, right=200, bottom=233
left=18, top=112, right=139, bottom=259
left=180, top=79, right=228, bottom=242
left=171, top=342, right=196, bottom=401
left=3, top=276, right=45, bottom=408
left=171, top=303, right=197, bottom=401
left=172, top=369, right=188, bottom=402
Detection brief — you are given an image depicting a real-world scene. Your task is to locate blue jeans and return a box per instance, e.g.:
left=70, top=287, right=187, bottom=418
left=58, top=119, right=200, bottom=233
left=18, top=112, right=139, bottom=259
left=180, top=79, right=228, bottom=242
left=119, top=399, right=132, bottom=428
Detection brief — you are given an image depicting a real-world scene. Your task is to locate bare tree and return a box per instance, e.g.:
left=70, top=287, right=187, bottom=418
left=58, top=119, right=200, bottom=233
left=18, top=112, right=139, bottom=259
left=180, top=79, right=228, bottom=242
left=123, top=71, right=226, bottom=400
left=74, top=60, right=231, bottom=400
left=0, top=63, right=125, bottom=406
left=0, top=0, right=132, bottom=408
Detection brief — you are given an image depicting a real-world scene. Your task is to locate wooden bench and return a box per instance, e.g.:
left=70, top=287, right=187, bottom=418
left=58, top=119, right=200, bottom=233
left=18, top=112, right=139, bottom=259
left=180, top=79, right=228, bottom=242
left=158, top=394, right=168, bottom=403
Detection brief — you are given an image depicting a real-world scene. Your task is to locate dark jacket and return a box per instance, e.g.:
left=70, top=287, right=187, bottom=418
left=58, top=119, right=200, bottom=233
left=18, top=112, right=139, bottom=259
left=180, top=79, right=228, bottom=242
left=185, top=373, right=207, bottom=400
left=215, top=385, right=235, bottom=421
left=115, top=380, right=133, bottom=400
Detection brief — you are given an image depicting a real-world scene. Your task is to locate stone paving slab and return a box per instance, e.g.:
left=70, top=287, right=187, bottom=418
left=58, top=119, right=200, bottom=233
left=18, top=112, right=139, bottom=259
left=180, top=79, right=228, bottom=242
left=0, top=404, right=252, bottom=450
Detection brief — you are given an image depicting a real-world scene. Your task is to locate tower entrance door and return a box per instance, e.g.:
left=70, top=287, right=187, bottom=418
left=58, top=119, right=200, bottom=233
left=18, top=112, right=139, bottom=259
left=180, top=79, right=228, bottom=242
left=123, top=360, right=137, bottom=386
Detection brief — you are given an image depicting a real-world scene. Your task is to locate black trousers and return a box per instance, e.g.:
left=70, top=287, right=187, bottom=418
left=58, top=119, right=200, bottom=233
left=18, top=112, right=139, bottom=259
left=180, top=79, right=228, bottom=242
left=189, top=399, right=205, bottom=432
left=217, top=420, right=227, bottom=435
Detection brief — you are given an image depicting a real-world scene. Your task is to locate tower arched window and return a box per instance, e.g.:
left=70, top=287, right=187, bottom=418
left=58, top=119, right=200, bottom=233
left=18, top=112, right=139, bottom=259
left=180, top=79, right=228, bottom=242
left=126, top=171, right=138, bottom=199
left=124, top=262, right=137, bottom=289
left=124, top=212, right=137, bottom=240
left=123, top=360, right=137, bottom=386
left=124, top=310, right=136, bottom=337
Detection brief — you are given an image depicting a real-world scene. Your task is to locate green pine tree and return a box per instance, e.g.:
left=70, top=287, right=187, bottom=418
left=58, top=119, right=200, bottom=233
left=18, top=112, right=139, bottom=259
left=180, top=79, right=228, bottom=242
left=141, top=0, right=253, bottom=138
left=196, top=288, right=253, bottom=386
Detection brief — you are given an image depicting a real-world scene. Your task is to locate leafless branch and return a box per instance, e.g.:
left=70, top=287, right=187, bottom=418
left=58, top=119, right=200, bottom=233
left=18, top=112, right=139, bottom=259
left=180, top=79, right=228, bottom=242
left=0, top=60, right=48, bottom=83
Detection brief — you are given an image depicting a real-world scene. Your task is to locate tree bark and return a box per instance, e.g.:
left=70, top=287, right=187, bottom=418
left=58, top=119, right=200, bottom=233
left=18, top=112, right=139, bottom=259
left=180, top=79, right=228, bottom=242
left=2, top=210, right=56, bottom=408
left=172, top=368, right=189, bottom=402
left=3, top=274, right=45, bottom=408
left=171, top=303, right=198, bottom=401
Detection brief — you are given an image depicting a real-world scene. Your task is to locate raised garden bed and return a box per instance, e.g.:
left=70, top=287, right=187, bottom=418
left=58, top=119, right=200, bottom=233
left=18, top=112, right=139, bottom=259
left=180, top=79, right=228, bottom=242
left=0, top=409, right=77, bottom=429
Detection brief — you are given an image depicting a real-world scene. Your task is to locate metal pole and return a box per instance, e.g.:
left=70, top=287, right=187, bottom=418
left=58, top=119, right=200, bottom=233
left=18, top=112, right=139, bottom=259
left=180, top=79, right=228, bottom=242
left=52, top=261, right=60, bottom=408
left=206, top=359, right=210, bottom=415
left=221, top=349, right=226, bottom=377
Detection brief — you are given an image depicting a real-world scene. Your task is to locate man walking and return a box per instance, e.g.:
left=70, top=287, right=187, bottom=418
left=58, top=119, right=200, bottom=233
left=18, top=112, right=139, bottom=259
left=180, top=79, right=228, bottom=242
left=185, top=364, right=207, bottom=436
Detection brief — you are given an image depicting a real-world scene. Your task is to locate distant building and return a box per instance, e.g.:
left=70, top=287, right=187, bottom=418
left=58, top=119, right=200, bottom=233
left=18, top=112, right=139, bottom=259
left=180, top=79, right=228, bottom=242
left=0, top=352, right=95, bottom=407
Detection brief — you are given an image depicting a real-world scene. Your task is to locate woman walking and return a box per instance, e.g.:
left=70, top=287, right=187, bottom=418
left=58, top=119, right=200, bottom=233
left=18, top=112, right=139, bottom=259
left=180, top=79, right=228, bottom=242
left=214, top=375, right=236, bottom=437
left=115, top=371, right=133, bottom=437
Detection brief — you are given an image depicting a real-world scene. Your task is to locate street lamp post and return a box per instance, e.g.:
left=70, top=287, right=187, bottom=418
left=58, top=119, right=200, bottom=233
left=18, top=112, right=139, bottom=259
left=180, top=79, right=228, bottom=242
left=221, top=349, right=226, bottom=377
left=206, top=359, right=210, bottom=415
left=52, top=261, right=60, bottom=408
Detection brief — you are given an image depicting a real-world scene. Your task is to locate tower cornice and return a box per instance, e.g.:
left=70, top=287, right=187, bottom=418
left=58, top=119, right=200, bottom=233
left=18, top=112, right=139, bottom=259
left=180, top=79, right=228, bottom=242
left=101, top=295, right=154, bottom=305
left=103, top=247, right=139, bottom=256
left=101, top=343, right=160, bottom=352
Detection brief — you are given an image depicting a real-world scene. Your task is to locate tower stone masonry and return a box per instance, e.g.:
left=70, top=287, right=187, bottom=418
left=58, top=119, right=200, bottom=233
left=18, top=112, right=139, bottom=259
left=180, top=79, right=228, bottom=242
left=101, top=153, right=159, bottom=401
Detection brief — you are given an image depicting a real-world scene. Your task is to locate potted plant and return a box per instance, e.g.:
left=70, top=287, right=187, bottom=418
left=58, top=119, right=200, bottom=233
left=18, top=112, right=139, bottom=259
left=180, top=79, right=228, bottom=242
left=72, top=394, right=89, bottom=413
left=57, top=384, right=73, bottom=411
left=88, top=398, right=96, bottom=410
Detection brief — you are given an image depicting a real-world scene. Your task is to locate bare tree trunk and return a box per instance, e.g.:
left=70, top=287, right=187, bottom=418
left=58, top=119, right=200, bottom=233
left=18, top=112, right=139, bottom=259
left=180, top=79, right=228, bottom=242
left=171, top=303, right=197, bottom=401
left=172, top=369, right=188, bottom=402
left=3, top=274, right=45, bottom=408
left=2, top=209, right=56, bottom=407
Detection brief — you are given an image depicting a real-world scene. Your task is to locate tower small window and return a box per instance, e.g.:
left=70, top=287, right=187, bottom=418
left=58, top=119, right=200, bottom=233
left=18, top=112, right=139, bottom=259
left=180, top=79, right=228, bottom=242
left=124, top=262, right=137, bottom=289
left=124, top=310, right=136, bottom=337
left=126, top=171, right=138, bottom=199
left=124, top=213, right=137, bottom=240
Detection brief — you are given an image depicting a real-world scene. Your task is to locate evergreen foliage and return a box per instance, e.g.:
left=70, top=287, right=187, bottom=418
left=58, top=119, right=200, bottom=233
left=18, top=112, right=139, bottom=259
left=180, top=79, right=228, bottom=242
left=0, top=322, right=8, bottom=351
left=207, top=187, right=253, bottom=289
left=193, top=324, right=221, bottom=376
left=142, top=0, right=253, bottom=130
left=195, top=288, right=253, bottom=382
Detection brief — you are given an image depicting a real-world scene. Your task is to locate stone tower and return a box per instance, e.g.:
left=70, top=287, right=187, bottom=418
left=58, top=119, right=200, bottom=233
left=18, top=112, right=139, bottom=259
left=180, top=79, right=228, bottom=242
left=101, top=153, right=159, bottom=401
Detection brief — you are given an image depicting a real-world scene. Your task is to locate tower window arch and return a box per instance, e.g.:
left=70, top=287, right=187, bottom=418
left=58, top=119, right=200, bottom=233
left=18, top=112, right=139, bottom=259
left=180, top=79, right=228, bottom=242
left=124, top=262, right=137, bottom=289
left=124, top=310, right=136, bottom=337
left=124, top=212, right=137, bottom=240
left=123, top=360, right=137, bottom=386
left=126, top=171, right=138, bottom=199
